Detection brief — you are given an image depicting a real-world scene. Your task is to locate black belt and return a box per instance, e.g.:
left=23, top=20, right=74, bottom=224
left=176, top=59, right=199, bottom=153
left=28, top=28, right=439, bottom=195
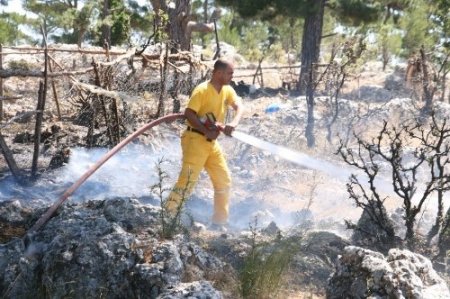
left=186, top=126, right=212, bottom=142
left=186, top=126, right=204, bottom=136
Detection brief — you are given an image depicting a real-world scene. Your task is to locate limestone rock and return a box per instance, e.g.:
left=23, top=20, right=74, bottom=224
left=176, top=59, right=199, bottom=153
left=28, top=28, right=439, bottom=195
left=0, top=198, right=224, bottom=298
left=327, top=246, right=450, bottom=299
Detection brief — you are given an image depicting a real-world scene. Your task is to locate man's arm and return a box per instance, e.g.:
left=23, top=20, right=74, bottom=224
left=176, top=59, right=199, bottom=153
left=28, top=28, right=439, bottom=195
left=223, top=98, right=244, bottom=136
left=185, top=108, right=220, bottom=140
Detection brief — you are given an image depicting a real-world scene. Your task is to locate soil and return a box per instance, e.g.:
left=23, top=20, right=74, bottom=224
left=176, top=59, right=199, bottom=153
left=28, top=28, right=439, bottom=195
left=1, top=44, right=449, bottom=298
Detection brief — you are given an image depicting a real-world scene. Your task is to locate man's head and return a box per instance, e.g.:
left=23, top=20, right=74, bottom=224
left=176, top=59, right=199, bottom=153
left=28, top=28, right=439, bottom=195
left=212, top=59, right=234, bottom=86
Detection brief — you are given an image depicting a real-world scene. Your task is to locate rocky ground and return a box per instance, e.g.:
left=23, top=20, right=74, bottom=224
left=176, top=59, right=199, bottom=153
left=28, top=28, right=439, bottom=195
left=1, top=44, right=450, bottom=298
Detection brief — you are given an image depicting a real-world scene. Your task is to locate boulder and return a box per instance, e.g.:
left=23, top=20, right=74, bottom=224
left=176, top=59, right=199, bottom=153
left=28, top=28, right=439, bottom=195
left=327, top=246, right=450, bottom=299
left=0, top=198, right=225, bottom=298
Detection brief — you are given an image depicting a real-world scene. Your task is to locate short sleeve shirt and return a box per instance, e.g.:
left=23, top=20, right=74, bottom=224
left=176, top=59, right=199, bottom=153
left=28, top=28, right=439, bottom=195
left=187, top=81, right=238, bottom=125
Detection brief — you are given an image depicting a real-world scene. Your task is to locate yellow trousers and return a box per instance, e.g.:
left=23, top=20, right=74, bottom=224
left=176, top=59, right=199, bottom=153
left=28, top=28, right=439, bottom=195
left=167, top=130, right=231, bottom=224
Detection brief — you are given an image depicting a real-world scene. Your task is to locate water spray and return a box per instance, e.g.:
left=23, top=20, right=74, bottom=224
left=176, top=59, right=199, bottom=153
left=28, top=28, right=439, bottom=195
left=231, top=131, right=351, bottom=179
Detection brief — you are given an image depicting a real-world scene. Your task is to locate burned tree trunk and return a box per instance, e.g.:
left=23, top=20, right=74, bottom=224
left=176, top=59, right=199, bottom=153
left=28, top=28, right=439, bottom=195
left=298, top=0, right=325, bottom=95
left=0, top=133, right=22, bottom=180
left=305, top=66, right=315, bottom=147
left=31, top=82, right=46, bottom=176
left=101, top=0, right=111, bottom=47
left=420, top=47, right=435, bottom=119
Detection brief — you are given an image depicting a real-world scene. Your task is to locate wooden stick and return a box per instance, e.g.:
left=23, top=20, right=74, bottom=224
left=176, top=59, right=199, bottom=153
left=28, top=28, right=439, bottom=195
left=3, top=46, right=128, bottom=55
left=0, top=44, right=3, bottom=122
left=213, top=18, right=220, bottom=60
left=47, top=54, right=78, bottom=81
left=32, top=28, right=49, bottom=177
left=167, top=60, right=187, bottom=74
left=0, top=132, right=22, bottom=180
left=141, top=52, right=193, bottom=62
left=48, top=61, right=62, bottom=119
left=157, top=44, right=169, bottom=117
left=0, top=68, right=95, bottom=78
left=49, top=55, right=134, bottom=102
left=72, top=81, right=134, bottom=102
left=92, top=61, right=115, bottom=145
left=31, top=82, right=45, bottom=176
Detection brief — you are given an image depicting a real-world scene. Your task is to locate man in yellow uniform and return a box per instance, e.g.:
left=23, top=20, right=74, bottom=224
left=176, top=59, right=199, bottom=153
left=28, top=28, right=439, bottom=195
left=167, top=59, right=243, bottom=228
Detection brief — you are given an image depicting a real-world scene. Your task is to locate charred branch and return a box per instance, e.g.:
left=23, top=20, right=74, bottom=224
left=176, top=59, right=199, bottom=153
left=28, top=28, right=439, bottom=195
left=337, top=114, right=450, bottom=251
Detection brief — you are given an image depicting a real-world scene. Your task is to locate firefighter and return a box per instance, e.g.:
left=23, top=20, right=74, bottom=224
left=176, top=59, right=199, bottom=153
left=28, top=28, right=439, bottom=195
left=166, top=59, right=244, bottom=229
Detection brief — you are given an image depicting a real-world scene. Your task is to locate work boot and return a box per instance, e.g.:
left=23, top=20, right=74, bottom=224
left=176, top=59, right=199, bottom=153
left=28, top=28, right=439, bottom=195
left=212, top=188, right=230, bottom=225
left=208, top=223, right=228, bottom=233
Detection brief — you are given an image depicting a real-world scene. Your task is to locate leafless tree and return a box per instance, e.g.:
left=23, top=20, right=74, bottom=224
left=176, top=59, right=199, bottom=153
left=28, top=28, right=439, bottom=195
left=324, top=37, right=365, bottom=144
left=337, top=113, right=450, bottom=250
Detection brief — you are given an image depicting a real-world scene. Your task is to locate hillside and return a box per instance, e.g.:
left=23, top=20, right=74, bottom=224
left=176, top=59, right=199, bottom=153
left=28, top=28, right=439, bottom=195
left=0, top=44, right=450, bottom=298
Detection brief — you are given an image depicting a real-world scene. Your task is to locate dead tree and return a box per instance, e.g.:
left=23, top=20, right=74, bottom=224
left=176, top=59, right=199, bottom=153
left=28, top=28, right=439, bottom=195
left=324, top=38, right=365, bottom=144
left=408, top=113, right=450, bottom=245
left=337, top=138, right=398, bottom=252
left=337, top=116, right=450, bottom=251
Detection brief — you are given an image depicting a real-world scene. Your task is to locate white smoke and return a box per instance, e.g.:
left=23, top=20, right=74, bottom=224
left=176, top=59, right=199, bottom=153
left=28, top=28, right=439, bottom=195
left=0, top=141, right=182, bottom=202
left=58, top=142, right=182, bottom=201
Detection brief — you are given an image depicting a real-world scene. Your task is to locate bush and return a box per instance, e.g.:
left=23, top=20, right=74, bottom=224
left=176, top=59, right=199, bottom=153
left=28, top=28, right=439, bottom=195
left=239, top=219, right=297, bottom=298
left=151, top=158, right=192, bottom=240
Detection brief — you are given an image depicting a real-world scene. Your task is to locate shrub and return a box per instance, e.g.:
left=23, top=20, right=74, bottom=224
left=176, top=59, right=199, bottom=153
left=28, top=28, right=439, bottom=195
left=151, top=158, right=192, bottom=239
left=239, top=219, right=297, bottom=298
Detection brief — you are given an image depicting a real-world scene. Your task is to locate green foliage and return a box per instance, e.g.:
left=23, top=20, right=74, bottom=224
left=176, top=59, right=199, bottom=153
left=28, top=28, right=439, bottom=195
left=240, top=21, right=269, bottom=61
left=127, top=1, right=155, bottom=40
left=377, top=23, right=402, bottom=69
left=330, top=0, right=384, bottom=26
left=24, top=0, right=74, bottom=38
left=217, top=0, right=313, bottom=19
left=216, top=0, right=273, bottom=18
left=151, top=159, right=191, bottom=240
left=400, top=1, right=437, bottom=56
left=239, top=219, right=297, bottom=299
left=110, top=0, right=131, bottom=45
left=430, top=0, right=450, bottom=49
left=266, top=42, right=287, bottom=63
left=22, top=0, right=148, bottom=46
left=0, top=12, right=30, bottom=45
left=217, top=10, right=293, bottom=63
left=276, top=17, right=302, bottom=55
left=217, top=12, right=240, bottom=48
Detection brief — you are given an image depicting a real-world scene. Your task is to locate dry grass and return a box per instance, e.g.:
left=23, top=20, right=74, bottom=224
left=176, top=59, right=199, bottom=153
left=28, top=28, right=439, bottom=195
left=0, top=222, right=26, bottom=243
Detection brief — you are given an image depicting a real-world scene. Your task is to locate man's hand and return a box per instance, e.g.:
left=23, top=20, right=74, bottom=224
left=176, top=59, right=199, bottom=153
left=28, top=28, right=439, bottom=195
left=223, top=124, right=235, bottom=136
left=205, top=128, right=220, bottom=140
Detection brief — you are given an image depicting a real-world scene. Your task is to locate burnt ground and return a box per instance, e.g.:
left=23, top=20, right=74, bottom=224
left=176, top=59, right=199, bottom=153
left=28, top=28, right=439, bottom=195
left=1, top=45, right=450, bottom=297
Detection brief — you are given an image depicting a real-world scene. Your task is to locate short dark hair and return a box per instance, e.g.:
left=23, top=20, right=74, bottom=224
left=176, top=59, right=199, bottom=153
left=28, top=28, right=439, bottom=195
left=213, top=59, right=231, bottom=71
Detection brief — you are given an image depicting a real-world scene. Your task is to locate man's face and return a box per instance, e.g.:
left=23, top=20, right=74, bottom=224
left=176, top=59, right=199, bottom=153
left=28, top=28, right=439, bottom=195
left=220, top=65, right=234, bottom=85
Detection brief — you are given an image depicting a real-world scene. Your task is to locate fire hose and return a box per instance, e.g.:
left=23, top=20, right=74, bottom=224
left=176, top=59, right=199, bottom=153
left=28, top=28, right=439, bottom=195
left=27, top=111, right=345, bottom=233
left=28, top=113, right=186, bottom=233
